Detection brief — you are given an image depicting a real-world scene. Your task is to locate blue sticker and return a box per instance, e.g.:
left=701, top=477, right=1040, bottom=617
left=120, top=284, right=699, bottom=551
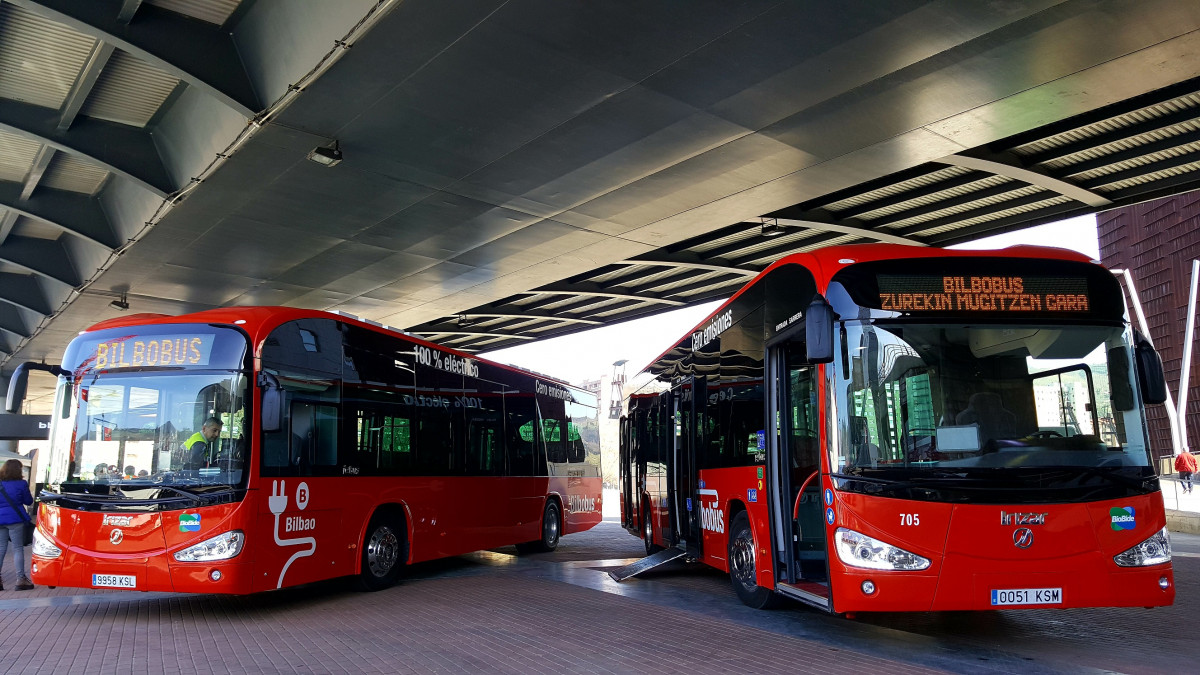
left=698, top=480, right=705, bottom=489
left=825, top=507, right=835, bottom=525
left=824, top=488, right=833, bottom=506
left=756, top=430, right=766, bottom=450
left=686, top=498, right=693, bottom=512
left=747, top=488, right=757, bottom=503
left=1110, top=506, right=1135, bottom=531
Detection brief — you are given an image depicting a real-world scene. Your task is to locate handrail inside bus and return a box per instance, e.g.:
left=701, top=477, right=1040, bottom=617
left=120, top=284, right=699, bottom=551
left=793, top=471, right=819, bottom=520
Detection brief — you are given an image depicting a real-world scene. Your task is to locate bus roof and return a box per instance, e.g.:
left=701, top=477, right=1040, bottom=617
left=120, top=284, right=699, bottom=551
left=80, top=306, right=580, bottom=389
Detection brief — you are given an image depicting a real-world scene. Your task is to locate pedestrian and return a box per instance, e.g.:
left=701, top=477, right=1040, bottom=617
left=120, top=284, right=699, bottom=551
left=0, top=459, right=34, bottom=590
left=1176, top=449, right=1198, bottom=494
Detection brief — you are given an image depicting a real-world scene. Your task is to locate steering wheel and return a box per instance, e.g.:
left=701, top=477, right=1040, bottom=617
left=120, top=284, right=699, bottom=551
left=1029, top=430, right=1063, bottom=439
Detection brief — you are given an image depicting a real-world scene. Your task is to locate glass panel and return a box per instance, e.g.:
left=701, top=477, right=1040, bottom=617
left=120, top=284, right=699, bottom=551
left=834, top=322, right=1151, bottom=472
left=64, top=371, right=248, bottom=486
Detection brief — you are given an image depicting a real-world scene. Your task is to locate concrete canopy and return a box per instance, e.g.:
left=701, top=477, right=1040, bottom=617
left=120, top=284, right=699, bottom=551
left=4, top=0, right=1200, bottom=413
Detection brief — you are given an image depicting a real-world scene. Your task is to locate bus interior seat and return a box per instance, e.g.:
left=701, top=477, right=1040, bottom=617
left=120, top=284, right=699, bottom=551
left=955, top=392, right=1019, bottom=441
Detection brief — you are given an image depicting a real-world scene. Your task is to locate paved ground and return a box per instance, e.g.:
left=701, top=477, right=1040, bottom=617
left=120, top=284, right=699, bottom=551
left=0, top=519, right=1192, bottom=675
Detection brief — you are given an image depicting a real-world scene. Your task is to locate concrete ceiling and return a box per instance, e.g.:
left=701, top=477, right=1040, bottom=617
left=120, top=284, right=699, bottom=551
left=5, top=0, right=1200, bottom=414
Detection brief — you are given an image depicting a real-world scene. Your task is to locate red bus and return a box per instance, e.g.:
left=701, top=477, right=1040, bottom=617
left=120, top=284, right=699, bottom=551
left=6, top=307, right=601, bottom=593
left=618, top=243, right=1173, bottom=614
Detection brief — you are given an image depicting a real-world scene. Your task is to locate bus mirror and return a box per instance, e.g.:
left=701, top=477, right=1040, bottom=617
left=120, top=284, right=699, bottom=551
left=1133, top=333, right=1167, bottom=405
left=805, top=295, right=835, bottom=364
left=6, top=362, right=67, bottom=413
left=259, top=372, right=283, bottom=432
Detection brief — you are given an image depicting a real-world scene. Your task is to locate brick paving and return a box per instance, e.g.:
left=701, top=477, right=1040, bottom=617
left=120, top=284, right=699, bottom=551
left=0, top=523, right=1192, bottom=674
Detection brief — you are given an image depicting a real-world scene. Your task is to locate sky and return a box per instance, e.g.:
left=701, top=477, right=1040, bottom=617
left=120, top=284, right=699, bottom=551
left=482, top=214, right=1101, bottom=386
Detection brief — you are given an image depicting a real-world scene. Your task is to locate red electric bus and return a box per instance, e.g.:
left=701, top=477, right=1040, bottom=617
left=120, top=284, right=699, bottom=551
left=6, top=307, right=601, bottom=594
left=618, top=243, right=1173, bottom=614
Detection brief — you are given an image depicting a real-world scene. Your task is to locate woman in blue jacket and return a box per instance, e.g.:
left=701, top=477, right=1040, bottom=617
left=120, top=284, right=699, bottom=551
left=0, top=459, right=34, bottom=590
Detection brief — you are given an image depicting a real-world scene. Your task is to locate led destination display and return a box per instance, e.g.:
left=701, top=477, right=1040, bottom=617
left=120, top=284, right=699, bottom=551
left=877, top=275, right=1090, bottom=314
left=84, top=334, right=217, bottom=369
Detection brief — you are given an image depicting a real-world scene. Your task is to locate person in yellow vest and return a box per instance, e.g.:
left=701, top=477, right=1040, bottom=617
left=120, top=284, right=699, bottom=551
left=183, top=418, right=223, bottom=470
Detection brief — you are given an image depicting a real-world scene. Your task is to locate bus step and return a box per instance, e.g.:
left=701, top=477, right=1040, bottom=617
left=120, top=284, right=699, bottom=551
left=607, top=546, right=687, bottom=582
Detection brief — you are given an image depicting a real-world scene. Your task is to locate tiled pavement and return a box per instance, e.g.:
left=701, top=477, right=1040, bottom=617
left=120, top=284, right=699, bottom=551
left=0, top=522, right=1193, bottom=674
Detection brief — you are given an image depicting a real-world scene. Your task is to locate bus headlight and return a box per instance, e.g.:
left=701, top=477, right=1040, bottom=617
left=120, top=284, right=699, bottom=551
left=31, top=528, right=61, bottom=559
left=834, top=527, right=930, bottom=571
left=173, top=531, right=244, bottom=562
left=1114, top=527, right=1171, bottom=567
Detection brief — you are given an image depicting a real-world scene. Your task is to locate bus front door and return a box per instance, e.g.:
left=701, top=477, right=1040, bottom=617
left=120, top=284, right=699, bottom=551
left=669, top=376, right=702, bottom=557
left=770, top=341, right=829, bottom=603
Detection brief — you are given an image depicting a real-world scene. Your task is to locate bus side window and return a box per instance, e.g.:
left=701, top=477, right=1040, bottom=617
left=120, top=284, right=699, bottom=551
left=506, top=395, right=537, bottom=476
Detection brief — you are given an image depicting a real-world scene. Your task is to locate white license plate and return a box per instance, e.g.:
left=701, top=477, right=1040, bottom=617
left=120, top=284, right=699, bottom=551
left=990, top=587, right=1061, bottom=606
left=92, top=574, right=136, bottom=589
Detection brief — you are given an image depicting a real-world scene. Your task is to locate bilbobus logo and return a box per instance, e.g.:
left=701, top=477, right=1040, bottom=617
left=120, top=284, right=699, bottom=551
left=1110, top=506, right=1135, bottom=531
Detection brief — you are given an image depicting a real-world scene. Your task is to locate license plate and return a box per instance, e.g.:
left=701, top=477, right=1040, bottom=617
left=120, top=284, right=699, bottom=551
left=92, top=574, right=137, bottom=589
left=990, top=587, right=1061, bottom=606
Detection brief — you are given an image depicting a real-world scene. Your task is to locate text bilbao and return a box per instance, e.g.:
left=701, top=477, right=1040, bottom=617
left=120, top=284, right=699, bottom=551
left=89, top=334, right=217, bottom=369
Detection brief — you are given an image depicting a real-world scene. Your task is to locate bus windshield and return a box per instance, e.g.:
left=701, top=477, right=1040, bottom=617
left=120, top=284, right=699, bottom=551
left=833, top=321, right=1153, bottom=479
left=55, top=371, right=249, bottom=488
left=47, top=323, right=252, bottom=490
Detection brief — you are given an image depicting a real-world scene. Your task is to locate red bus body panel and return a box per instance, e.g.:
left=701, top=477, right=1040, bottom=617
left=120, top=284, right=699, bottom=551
left=825, top=487, right=1172, bottom=611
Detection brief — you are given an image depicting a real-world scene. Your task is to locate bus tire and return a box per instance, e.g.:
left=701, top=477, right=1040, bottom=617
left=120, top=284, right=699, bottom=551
left=728, top=511, right=780, bottom=609
left=643, top=504, right=662, bottom=555
left=357, top=512, right=406, bottom=591
left=517, top=499, right=561, bottom=554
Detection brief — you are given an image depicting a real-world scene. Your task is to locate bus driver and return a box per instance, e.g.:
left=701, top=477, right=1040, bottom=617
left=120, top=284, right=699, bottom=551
left=184, top=418, right=223, bottom=470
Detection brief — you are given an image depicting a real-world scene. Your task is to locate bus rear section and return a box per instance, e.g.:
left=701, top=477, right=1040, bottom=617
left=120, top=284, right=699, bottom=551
left=618, top=245, right=1174, bottom=614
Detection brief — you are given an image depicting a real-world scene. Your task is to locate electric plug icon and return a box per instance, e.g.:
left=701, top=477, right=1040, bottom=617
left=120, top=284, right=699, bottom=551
left=269, top=480, right=288, bottom=515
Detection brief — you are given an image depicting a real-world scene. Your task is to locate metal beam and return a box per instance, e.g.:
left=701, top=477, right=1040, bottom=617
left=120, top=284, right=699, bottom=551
left=457, top=312, right=603, bottom=326
left=523, top=284, right=687, bottom=306
left=0, top=211, right=16, bottom=247
left=19, top=146, right=56, bottom=201
left=616, top=254, right=759, bottom=277
left=1026, top=105, right=1200, bottom=166
left=727, top=231, right=849, bottom=267
left=937, top=153, right=1111, bottom=208
left=831, top=170, right=990, bottom=219
left=0, top=181, right=120, bottom=250
left=0, top=98, right=174, bottom=197
left=769, top=218, right=926, bottom=246
left=1057, top=127, right=1200, bottom=179
left=0, top=237, right=81, bottom=288
left=116, top=0, right=141, bottom=23
left=12, top=0, right=260, bottom=116
left=0, top=273, right=53, bottom=316
left=58, top=41, right=117, bottom=132
left=0, top=309, right=30, bottom=340
left=408, top=330, right=537, bottom=341
left=893, top=192, right=1059, bottom=237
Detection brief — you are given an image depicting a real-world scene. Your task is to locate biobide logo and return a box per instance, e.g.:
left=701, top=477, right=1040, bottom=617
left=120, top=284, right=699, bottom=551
left=1110, top=506, right=1136, bottom=531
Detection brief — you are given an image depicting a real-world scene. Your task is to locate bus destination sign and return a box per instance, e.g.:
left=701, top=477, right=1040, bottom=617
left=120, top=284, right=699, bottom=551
left=85, top=333, right=217, bottom=370
left=877, top=275, right=1090, bottom=314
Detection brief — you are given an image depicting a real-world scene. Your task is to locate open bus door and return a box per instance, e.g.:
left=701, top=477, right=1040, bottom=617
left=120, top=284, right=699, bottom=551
left=670, top=375, right=703, bottom=559
left=767, top=336, right=831, bottom=609
left=619, top=413, right=635, bottom=530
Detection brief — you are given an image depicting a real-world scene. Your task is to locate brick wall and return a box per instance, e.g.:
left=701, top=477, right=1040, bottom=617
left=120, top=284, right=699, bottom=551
left=1099, top=191, right=1200, bottom=459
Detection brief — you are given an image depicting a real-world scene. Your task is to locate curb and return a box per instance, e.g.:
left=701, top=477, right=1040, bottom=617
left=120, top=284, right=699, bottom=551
left=1166, top=509, right=1200, bottom=535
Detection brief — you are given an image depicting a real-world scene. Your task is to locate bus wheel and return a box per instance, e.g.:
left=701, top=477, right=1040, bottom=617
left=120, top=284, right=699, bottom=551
left=728, top=511, right=780, bottom=609
left=358, top=513, right=405, bottom=591
left=518, top=500, right=561, bottom=554
left=643, top=505, right=662, bottom=555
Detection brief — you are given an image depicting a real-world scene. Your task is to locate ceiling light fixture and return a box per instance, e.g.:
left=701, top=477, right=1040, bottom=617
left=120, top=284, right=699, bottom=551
left=760, top=217, right=783, bottom=237
left=306, top=140, right=343, bottom=167
left=109, top=293, right=129, bottom=311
